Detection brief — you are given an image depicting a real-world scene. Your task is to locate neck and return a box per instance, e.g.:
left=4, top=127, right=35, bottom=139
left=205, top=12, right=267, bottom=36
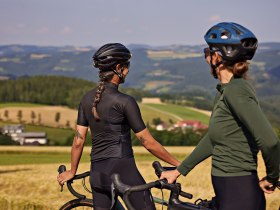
left=219, top=68, right=233, bottom=84
left=110, top=75, right=120, bottom=86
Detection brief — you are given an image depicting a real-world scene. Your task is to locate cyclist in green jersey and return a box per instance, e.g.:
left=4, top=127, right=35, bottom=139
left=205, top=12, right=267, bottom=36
left=160, top=22, right=280, bottom=210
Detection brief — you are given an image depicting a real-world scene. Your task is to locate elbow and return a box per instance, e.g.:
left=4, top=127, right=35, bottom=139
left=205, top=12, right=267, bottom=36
left=262, top=140, right=280, bottom=154
left=72, top=138, right=85, bottom=149
left=142, top=140, right=157, bottom=151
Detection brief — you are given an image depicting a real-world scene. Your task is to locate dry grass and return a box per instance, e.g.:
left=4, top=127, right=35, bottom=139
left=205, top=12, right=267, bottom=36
left=0, top=146, right=279, bottom=209
left=0, top=106, right=78, bottom=129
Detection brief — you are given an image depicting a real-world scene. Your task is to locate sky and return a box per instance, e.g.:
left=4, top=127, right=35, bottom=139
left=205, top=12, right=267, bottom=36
left=1, top=0, right=280, bottom=47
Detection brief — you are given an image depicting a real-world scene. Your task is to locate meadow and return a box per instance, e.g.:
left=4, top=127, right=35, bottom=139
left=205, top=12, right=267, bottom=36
left=0, top=146, right=279, bottom=210
left=0, top=102, right=210, bottom=131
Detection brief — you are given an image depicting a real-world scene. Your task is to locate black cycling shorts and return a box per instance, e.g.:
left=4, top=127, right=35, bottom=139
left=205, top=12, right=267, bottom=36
left=90, top=157, right=156, bottom=210
left=212, top=173, right=265, bottom=210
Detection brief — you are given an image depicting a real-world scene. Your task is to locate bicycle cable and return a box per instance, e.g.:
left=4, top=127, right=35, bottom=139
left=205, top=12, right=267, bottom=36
left=160, top=188, right=164, bottom=210
left=82, top=177, right=92, bottom=194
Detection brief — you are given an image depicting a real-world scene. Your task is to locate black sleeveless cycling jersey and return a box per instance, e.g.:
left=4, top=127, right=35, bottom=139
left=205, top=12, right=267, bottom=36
left=77, top=82, right=146, bottom=162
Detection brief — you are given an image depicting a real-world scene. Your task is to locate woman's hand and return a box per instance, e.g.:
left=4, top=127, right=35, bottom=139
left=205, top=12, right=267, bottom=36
left=160, top=169, right=181, bottom=184
left=259, top=177, right=275, bottom=194
left=57, top=170, right=75, bottom=186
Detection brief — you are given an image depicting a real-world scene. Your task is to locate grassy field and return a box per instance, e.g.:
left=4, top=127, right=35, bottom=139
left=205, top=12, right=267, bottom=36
left=0, top=102, right=210, bottom=129
left=0, top=103, right=45, bottom=108
left=0, top=146, right=279, bottom=210
left=144, top=103, right=210, bottom=125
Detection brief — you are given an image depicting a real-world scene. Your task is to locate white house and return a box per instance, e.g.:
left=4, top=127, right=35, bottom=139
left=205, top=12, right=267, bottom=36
left=1, top=124, right=47, bottom=145
left=16, top=132, right=48, bottom=145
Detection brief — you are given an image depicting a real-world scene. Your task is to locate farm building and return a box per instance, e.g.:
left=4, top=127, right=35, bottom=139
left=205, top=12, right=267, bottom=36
left=1, top=124, right=47, bottom=145
left=16, top=132, right=48, bottom=145
left=2, top=124, right=24, bottom=134
left=174, top=120, right=208, bottom=130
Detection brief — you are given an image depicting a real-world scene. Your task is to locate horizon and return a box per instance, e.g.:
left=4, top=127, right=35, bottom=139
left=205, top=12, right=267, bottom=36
left=1, top=41, right=280, bottom=49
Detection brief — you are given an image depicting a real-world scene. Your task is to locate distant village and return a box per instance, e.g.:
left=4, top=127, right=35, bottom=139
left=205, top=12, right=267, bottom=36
left=1, top=124, right=47, bottom=145
left=0, top=118, right=208, bottom=146
left=0, top=98, right=209, bottom=146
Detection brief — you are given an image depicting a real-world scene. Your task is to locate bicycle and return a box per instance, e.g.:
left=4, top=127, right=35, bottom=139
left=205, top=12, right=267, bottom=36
left=58, top=162, right=280, bottom=210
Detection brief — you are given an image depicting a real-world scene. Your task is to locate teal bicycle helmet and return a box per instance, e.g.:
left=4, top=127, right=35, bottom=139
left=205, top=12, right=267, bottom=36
left=204, top=22, right=258, bottom=63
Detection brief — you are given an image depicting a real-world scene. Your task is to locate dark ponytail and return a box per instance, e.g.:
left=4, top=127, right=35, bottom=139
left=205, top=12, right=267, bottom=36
left=92, top=71, right=114, bottom=121
left=232, top=61, right=249, bottom=79
left=226, top=61, right=249, bottom=79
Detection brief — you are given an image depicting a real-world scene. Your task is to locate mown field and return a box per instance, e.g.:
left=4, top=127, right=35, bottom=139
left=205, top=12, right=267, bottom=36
left=0, top=102, right=210, bottom=128
left=0, top=146, right=279, bottom=210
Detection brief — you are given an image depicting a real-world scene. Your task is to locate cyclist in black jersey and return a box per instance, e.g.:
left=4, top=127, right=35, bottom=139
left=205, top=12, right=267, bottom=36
left=57, top=43, right=180, bottom=210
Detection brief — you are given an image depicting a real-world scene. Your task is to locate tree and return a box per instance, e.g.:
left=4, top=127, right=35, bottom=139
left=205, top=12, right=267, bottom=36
left=66, top=120, right=70, bottom=128
left=55, top=112, right=61, bottom=126
left=4, top=110, right=9, bottom=121
left=17, top=110, right=23, bottom=123
left=152, top=117, right=163, bottom=126
left=0, top=134, right=19, bottom=145
left=168, top=118, right=174, bottom=125
left=31, top=111, right=36, bottom=124
left=37, top=113, right=42, bottom=125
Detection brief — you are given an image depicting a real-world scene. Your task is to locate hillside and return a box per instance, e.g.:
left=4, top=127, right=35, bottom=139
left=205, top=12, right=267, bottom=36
left=1, top=44, right=280, bottom=126
left=1, top=43, right=280, bottom=95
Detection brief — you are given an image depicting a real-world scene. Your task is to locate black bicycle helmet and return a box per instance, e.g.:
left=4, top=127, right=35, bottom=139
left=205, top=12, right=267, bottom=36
left=93, top=43, right=131, bottom=71
left=204, top=22, right=258, bottom=63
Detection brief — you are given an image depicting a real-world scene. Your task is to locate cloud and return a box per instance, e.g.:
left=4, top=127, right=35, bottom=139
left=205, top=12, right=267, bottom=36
left=209, top=15, right=222, bottom=22
left=37, top=27, right=50, bottom=34
left=61, top=26, right=73, bottom=34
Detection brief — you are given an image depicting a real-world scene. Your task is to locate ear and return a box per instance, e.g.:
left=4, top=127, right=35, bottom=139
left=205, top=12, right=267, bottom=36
left=212, top=52, right=222, bottom=64
left=115, top=64, right=122, bottom=72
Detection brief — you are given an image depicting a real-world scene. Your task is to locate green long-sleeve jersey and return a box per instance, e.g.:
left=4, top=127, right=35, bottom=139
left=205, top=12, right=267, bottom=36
left=177, top=77, right=280, bottom=184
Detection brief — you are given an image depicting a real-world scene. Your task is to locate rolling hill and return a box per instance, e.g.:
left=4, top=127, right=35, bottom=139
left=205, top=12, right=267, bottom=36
left=1, top=44, right=280, bottom=126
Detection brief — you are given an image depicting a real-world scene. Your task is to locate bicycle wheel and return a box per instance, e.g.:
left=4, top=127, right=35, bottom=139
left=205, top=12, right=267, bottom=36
left=60, top=198, right=126, bottom=210
left=59, top=198, right=93, bottom=210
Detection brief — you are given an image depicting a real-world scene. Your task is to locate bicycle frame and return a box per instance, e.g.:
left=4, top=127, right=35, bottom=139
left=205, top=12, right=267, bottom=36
left=58, top=164, right=211, bottom=209
left=58, top=163, right=279, bottom=210
left=111, top=161, right=215, bottom=210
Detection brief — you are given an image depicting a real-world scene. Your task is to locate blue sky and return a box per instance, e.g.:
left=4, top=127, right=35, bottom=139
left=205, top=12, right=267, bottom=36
left=1, top=0, right=280, bottom=47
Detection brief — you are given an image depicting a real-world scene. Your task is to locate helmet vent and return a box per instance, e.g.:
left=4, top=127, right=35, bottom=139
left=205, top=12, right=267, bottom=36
left=210, top=33, right=217, bottom=39
left=242, top=38, right=257, bottom=48
left=221, top=31, right=230, bottom=39
left=232, top=26, right=243, bottom=35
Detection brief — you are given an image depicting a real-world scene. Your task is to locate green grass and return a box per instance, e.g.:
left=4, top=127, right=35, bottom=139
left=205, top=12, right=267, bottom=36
left=0, top=152, right=89, bottom=165
left=139, top=104, right=179, bottom=124
left=144, top=103, right=210, bottom=125
left=0, top=150, right=187, bottom=165
left=0, top=103, right=45, bottom=108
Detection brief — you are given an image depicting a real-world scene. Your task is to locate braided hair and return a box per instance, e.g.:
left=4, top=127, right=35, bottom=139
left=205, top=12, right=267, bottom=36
left=92, top=71, right=114, bottom=121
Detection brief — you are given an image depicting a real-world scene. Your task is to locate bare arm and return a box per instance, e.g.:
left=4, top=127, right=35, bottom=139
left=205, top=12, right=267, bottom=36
left=135, top=128, right=180, bottom=166
left=70, top=125, right=88, bottom=174
left=57, top=125, right=88, bottom=185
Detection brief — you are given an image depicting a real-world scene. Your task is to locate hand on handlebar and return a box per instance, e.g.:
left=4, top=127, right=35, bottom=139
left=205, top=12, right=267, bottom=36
left=259, top=177, right=276, bottom=194
left=160, top=169, right=181, bottom=184
left=57, top=170, right=75, bottom=186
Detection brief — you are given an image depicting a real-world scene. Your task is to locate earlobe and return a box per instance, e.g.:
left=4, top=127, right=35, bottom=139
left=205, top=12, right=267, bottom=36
left=213, top=52, right=222, bottom=64
left=115, top=64, right=122, bottom=72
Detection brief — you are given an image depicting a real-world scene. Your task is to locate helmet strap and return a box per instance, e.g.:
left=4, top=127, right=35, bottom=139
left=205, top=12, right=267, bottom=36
left=113, top=69, right=125, bottom=83
left=210, top=53, right=223, bottom=79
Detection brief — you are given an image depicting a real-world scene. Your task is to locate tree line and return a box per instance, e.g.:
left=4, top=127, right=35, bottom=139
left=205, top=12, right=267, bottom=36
left=0, top=76, right=151, bottom=108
